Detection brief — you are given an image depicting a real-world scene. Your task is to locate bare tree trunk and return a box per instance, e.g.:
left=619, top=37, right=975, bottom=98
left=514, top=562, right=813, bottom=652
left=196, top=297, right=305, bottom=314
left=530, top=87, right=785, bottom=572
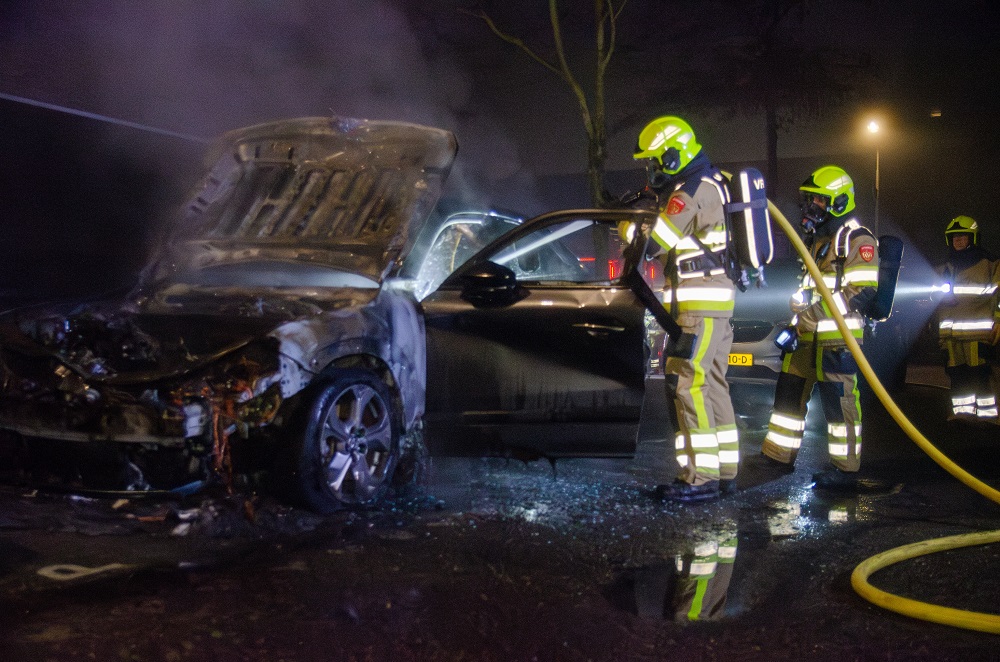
left=467, top=0, right=627, bottom=209
left=587, top=134, right=608, bottom=207
left=765, top=106, right=793, bottom=258
left=590, top=0, right=610, bottom=207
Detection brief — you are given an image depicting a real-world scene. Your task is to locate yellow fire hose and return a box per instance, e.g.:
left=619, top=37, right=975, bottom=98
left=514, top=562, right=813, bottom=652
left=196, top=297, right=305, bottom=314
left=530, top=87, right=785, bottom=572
left=767, top=201, right=1000, bottom=634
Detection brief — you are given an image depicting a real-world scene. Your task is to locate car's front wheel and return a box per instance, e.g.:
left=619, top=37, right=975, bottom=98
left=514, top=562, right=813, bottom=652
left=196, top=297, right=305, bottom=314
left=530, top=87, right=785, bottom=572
left=289, top=369, right=400, bottom=513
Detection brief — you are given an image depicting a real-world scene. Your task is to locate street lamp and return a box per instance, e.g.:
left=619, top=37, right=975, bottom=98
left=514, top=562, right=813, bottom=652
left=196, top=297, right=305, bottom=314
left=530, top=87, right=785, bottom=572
left=867, top=120, right=880, bottom=232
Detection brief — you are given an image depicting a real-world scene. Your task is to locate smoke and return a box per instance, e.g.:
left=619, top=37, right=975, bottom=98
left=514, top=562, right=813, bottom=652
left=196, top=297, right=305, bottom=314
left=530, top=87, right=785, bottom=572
left=0, top=0, right=558, bottom=301
left=1, top=0, right=544, bottom=198
left=5, top=0, right=446, bottom=136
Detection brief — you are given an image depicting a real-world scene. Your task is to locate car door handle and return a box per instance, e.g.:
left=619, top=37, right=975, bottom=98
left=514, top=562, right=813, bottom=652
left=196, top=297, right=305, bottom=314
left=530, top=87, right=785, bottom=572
left=573, top=322, right=626, bottom=333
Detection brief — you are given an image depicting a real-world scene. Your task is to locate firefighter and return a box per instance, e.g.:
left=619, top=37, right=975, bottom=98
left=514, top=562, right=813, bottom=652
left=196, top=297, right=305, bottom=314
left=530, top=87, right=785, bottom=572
left=934, top=215, right=1000, bottom=423
left=760, top=166, right=879, bottom=480
left=624, top=116, right=738, bottom=502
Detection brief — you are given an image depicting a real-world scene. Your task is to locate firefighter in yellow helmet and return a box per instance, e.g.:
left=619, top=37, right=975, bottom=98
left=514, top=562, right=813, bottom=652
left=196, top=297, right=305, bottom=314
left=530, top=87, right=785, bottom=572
left=934, top=215, right=1000, bottom=423
left=760, top=166, right=879, bottom=485
left=626, top=116, right=738, bottom=502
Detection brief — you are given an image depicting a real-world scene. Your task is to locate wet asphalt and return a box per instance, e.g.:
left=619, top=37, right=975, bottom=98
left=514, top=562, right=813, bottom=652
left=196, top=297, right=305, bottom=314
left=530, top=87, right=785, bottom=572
left=1, top=375, right=999, bottom=660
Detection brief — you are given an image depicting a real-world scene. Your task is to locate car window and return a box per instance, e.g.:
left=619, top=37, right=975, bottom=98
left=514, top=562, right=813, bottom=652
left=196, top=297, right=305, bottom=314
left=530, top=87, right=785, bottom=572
left=413, top=213, right=521, bottom=298
left=486, top=218, right=628, bottom=285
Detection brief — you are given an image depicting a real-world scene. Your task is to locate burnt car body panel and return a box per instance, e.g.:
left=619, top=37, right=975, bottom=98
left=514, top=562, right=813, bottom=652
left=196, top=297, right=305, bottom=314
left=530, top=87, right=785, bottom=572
left=156, top=116, right=456, bottom=284
left=0, top=115, right=453, bottom=438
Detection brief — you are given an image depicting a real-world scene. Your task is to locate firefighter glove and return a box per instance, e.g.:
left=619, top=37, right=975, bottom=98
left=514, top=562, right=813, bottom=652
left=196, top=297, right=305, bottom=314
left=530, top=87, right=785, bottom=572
left=849, top=287, right=877, bottom=315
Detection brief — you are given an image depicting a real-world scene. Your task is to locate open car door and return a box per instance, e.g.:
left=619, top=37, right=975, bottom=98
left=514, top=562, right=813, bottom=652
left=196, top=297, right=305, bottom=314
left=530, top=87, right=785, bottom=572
left=421, top=209, right=655, bottom=459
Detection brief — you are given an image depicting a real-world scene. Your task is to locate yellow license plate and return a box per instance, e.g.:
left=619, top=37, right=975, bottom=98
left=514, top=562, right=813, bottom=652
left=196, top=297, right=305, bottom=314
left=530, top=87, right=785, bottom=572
left=728, top=353, right=753, bottom=367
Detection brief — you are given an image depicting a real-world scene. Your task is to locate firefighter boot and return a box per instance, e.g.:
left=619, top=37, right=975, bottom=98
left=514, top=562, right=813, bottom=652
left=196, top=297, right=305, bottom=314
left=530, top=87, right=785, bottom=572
left=655, top=479, right=721, bottom=503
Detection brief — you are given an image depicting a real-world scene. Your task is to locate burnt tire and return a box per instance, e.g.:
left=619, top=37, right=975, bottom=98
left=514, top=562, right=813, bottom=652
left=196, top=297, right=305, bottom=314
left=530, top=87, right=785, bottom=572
left=288, top=369, right=400, bottom=514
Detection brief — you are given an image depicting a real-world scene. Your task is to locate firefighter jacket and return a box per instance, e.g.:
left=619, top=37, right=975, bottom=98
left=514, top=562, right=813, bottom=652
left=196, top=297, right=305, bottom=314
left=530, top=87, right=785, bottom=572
left=791, top=218, right=879, bottom=346
left=935, top=246, right=1000, bottom=343
left=651, top=154, right=735, bottom=318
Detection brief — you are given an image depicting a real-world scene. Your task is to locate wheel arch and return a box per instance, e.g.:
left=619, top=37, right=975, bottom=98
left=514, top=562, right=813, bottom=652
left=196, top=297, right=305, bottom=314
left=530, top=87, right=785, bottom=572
left=320, top=353, right=404, bottom=430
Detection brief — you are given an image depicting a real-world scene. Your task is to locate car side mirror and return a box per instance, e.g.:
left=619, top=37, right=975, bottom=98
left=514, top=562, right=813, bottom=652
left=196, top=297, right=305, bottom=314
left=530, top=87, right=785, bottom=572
left=460, top=261, right=528, bottom=308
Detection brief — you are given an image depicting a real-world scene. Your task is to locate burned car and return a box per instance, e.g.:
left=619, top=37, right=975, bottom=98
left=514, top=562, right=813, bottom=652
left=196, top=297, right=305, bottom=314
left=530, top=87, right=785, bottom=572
left=0, top=116, right=656, bottom=512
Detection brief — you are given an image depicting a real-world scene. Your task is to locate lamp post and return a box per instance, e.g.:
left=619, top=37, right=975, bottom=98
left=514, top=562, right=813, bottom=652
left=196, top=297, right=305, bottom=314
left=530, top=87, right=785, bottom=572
left=867, top=120, right=880, bottom=233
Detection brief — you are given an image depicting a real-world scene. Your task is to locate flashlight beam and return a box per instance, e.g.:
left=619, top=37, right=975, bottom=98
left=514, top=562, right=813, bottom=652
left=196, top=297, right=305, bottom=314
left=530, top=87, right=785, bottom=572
left=0, top=92, right=209, bottom=144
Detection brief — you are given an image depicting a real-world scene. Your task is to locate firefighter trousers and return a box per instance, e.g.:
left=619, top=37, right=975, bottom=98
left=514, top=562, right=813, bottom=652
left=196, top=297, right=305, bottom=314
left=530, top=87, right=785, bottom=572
left=942, top=340, right=998, bottom=421
left=664, top=315, right=738, bottom=484
left=762, top=341, right=862, bottom=473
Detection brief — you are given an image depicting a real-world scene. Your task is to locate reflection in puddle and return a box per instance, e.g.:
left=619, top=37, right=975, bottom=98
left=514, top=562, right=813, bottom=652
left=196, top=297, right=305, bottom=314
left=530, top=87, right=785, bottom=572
left=606, top=485, right=900, bottom=622
left=672, top=535, right=738, bottom=622
left=508, top=503, right=551, bottom=523
left=607, top=523, right=739, bottom=623
left=766, top=485, right=892, bottom=539
left=766, top=486, right=811, bottom=538
left=768, top=500, right=803, bottom=538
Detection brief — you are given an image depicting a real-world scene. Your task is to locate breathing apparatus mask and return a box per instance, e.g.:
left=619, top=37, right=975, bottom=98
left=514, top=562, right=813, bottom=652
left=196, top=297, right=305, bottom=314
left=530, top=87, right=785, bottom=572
left=800, top=193, right=829, bottom=235
left=645, top=148, right=680, bottom=191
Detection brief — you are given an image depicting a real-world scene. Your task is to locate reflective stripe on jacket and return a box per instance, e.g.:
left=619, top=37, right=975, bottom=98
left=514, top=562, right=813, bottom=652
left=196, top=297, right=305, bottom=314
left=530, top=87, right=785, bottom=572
left=936, top=254, right=1000, bottom=342
left=794, top=218, right=878, bottom=345
left=653, top=172, right=735, bottom=318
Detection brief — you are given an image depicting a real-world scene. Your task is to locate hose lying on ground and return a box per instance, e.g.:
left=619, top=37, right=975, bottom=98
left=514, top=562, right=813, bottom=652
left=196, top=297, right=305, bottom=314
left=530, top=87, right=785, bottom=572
left=767, top=200, right=1000, bottom=634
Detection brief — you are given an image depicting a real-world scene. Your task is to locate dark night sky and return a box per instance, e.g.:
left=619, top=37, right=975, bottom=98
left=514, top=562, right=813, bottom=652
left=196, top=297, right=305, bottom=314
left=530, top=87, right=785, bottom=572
left=1, top=0, right=998, bottom=299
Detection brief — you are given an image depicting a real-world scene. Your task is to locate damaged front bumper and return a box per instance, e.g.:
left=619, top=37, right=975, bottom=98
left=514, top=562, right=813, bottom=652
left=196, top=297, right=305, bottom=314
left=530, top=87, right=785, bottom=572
left=0, top=330, right=298, bottom=490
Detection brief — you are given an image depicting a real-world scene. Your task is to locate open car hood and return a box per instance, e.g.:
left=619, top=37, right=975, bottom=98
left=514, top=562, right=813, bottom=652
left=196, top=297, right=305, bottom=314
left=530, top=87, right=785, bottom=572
left=146, top=117, right=457, bottom=285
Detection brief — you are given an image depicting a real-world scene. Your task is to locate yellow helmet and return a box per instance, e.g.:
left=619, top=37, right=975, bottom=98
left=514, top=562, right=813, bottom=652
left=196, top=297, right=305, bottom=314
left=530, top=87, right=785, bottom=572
left=945, top=215, right=978, bottom=245
left=633, top=116, right=702, bottom=175
left=799, top=165, right=855, bottom=218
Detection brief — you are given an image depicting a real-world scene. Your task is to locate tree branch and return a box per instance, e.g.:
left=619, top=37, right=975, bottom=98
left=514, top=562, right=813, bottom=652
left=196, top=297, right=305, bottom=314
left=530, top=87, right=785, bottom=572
left=598, top=0, right=627, bottom=70
left=548, top=0, right=593, bottom=138
left=458, top=8, right=563, bottom=78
